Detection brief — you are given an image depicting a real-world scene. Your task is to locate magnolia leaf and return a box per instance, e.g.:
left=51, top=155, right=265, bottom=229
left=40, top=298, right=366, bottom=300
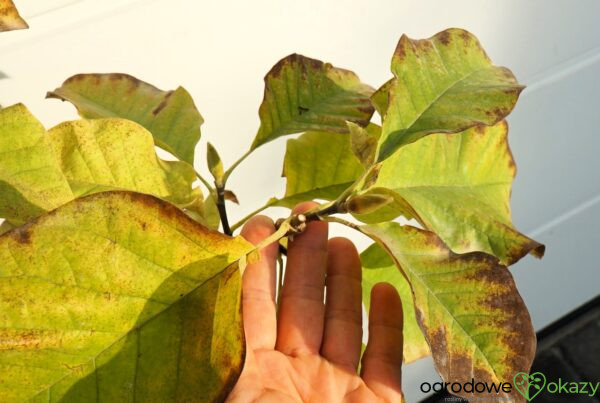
left=359, top=222, right=535, bottom=402
left=203, top=191, right=222, bottom=229
left=251, top=54, right=374, bottom=149
left=0, top=0, right=28, bottom=32
left=0, top=219, right=14, bottom=234
left=360, top=243, right=430, bottom=363
left=0, top=191, right=251, bottom=401
left=0, top=104, right=205, bottom=227
left=47, top=73, right=203, bottom=164
left=347, top=122, right=380, bottom=167
left=47, top=118, right=201, bottom=209
left=273, top=131, right=364, bottom=208
left=378, top=28, right=524, bottom=161
left=364, top=121, right=544, bottom=265
left=0, top=104, right=74, bottom=225
left=370, top=78, right=392, bottom=117
left=185, top=192, right=220, bottom=230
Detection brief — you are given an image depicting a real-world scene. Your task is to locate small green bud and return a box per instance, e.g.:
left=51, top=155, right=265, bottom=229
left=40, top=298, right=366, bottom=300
left=206, top=142, right=224, bottom=186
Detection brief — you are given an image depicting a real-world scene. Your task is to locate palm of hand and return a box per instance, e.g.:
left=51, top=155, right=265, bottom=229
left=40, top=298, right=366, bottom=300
left=227, top=203, right=404, bottom=403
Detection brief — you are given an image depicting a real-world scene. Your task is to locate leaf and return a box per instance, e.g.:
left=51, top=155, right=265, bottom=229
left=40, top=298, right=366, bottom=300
left=273, top=131, right=364, bottom=208
left=0, top=104, right=204, bottom=227
left=363, top=122, right=544, bottom=265
left=0, top=0, right=28, bottom=32
left=378, top=28, right=524, bottom=161
left=370, top=78, right=393, bottom=117
left=0, top=104, right=74, bottom=225
left=359, top=222, right=535, bottom=402
left=47, top=73, right=203, bottom=164
left=184, top=192, right=220, bottom=230
left=0, top=219, right=14, bottom=234
left=0, top=191, right=252, bottom=401
left=360, top=243, right=430, bottom=363
left=47, top=118, right=201, bottom=210
left=251, top=54, right=375, bottom=149
left=347, top=122, right=380, bottom=167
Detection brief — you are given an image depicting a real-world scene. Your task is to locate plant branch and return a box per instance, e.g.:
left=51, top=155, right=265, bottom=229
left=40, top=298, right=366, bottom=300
left=215, top=185, right=232, bottom=235
left=209, top=148, right=254, bottom=236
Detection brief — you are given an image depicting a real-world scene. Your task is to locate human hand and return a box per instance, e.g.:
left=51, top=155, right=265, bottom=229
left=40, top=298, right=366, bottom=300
left=227, top=202, right=404, bottom=402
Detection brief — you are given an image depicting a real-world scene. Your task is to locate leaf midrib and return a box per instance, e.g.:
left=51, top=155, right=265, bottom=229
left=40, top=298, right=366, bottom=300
left=402, top=257, right=506, bottom=386
left=390, top=59, right=492, bottom=136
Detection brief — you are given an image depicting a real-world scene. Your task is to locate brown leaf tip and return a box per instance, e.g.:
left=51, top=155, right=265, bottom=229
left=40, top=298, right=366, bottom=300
left=266, top=53, right=325, bottom=79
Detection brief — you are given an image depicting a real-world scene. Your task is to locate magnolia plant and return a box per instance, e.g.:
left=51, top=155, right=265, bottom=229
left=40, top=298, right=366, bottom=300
left=1, top=6, right=543, bottom=401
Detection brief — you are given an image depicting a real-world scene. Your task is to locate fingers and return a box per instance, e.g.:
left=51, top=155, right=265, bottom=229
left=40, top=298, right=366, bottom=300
left=241, top=215, right=279, bottom=350
left=320, top=237, right=363, bottom=370
left=361, top=283, right=404, bottom=401
left=276, top=202, right=328, bottom=355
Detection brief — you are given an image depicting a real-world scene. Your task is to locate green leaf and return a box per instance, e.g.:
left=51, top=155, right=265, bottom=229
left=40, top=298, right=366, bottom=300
left=0, top=104, right=205, bottom=226
left=251, top=54, right=375, bottom=149
left=347, top=122, right=380, bottom=167
left=378, top=28, right=524, bottom=161
left=0, top=219, right=14, bottom=234
left=273, top=131, right=364, bottom=208
left=0, top=0, right=28, bottom=32
left=187, top=191, right=220, bottom=230
left=364, top=122, right=544, bottom=265
left=47, top=74, right=203, bottom=164
left=360, top=243, right=430, bottom=363
left=359, top=222, right=535, bottom=402
left=0, top=191, right=251, bottom=401
left=0, top=104, right=74, bottom=225
left=47, top=117, right=201, bottom=209
left=370, top=78, right=393, bottom=117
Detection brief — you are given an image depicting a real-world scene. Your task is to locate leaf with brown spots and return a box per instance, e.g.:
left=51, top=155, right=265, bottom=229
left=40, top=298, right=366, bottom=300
left=0, top=104, right=74, bottom=225
left=0, top=191, right=252, bottom=401
left=0, top=0, right=28, bottom=32
left=47, top=117, right=202, bottom=211
left=359, top=122, right=544, bottom=265
left=347, top=122, right=380, bottom=167
left=0, top=104, right=205, bottom=226
left=377, top=28, right=524, bottom=161
left=360, top=243, right=430, bottom=363
left=47, top=73, right=203, bottom=164
left=370, top=78, right=393, bottom=117
left=251, top=54, right=375, bottom=149
left=359, top=222, right=535, bottom=402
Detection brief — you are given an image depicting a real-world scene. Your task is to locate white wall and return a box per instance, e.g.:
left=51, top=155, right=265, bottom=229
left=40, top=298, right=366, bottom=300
left=1, top=1, right=599, bottom=401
